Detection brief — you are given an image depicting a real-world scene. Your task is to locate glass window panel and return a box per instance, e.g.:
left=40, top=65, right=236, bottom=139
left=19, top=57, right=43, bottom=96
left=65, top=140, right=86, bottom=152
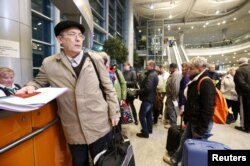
left=93, top=29, right=105, bottom=43
left=31, top=0, right=51, bottom=17
left=93, top=13, right=104, bottom=28
left=89, top=0, right=104, bottom=14
left=32, top=15, right=51, bottom=42
left=92, top=42, right=103, bottom=52
left=32, top=42, right=51, bottom=68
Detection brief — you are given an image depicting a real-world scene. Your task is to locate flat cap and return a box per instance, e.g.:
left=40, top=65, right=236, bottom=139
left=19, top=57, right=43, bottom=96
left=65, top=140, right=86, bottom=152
left=54, top=20, right=85, bottom=36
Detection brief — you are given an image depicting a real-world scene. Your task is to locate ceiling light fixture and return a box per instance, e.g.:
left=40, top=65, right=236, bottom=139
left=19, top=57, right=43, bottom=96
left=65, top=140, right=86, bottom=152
left=191, top=26, right=194, bottom=29
left=206, top=22, right=209, bottom=25
left=169, top=14, right=173, bottom=19
left=216, top=10, right=220, bottom=15
left=170, top=0, right=175, bottom=7
left=203, top=25, right=206, bottom=28
left=233, top=17, right=237, bottom=21
left=150, top=3, right=154, bottom=9
left=178, top=27, right=181, bottom=30
left=222, top=20, right=226, bottom=24
left=217, top=22, right=221, bottom=26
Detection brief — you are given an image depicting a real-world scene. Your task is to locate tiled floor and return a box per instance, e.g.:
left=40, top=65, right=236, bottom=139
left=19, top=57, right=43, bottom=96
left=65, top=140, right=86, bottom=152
left=121, top=99, right=250, bottom=166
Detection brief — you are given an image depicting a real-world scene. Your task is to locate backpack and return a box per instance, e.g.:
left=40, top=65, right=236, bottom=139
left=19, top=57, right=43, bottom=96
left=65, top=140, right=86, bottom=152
left=197, top=76, right=228, bottom=124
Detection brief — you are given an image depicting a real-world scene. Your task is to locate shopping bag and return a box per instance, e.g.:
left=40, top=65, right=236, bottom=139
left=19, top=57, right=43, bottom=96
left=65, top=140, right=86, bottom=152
left=120, top=103, right=134, bottom=124
left=94, top=127, right=135, bottom=166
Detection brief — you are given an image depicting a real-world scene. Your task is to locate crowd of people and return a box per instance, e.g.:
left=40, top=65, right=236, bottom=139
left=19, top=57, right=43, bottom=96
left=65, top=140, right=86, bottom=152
left=1, top=20, right=250, bottom=166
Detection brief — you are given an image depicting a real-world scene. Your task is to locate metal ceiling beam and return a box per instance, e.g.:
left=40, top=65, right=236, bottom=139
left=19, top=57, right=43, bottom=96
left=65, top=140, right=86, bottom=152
left=184, top=0, right=197, bottom=23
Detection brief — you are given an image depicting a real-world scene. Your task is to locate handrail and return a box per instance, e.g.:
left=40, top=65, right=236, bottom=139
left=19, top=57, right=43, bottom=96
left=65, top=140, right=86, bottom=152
left=0, top=118, right=59, bottom=154
left=180, top=45, right=189, bottom=62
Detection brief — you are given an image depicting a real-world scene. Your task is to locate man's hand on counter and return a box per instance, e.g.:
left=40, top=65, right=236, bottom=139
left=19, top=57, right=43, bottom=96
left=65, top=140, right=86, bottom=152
left=16, top=86, right=36, bottom=94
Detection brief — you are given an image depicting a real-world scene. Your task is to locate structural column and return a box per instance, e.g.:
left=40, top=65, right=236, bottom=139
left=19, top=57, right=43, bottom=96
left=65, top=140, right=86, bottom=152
left=126, top=0, right=134, bottom=66
left=0, top=0, right=33, bottom=85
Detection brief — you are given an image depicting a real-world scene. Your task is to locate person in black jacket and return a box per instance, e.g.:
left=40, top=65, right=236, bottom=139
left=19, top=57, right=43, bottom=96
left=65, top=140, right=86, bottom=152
left=123, top=62, right=138, bottom=125
left=208, top=63, right=221, bottom=89
left=234, top=57, right=250, bottom=133
left=136, top=60, right=158, bottom=138
left=164, top=57, right=216, bottom=165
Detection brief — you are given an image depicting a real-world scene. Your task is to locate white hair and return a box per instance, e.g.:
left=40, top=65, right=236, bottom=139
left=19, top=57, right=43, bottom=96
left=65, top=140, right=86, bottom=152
left=238, top=57, right=249, bottom=65
left=190, top=57, right=208, bottom=68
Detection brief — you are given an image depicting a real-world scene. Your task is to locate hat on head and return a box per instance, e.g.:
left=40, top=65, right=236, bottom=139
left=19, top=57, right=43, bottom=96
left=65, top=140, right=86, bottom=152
left=54, top=20, right=85, bottom=36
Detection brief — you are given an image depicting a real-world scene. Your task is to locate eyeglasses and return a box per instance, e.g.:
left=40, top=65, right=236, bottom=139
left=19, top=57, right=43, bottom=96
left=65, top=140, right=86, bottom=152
left=61, top=33, right=85, bottom=40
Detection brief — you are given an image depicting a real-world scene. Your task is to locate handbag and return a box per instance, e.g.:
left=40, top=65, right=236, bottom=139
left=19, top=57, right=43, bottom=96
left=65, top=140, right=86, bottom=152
left=94, top=127, right=135, bottom=166
left=127, top=88, right=138, bottom=98
left=120, top=102, right=134, bottom=124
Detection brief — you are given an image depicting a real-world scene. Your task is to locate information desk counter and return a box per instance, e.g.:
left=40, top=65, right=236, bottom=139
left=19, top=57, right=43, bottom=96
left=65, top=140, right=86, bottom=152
left=0, top=100, right=70, bottom=166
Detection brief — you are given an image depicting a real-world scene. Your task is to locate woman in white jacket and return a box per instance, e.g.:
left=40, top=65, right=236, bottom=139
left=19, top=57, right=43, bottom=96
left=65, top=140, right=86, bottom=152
left=221, top=67, right=240, bottom=122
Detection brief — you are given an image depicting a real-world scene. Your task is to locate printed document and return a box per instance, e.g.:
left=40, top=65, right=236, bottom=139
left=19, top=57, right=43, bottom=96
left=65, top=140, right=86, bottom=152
left=0, top=87, right=68, bottom=112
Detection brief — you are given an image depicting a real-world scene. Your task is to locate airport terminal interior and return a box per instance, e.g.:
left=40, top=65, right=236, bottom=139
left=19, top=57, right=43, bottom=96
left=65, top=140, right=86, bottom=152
left=0, top=0, right=250, bottom=165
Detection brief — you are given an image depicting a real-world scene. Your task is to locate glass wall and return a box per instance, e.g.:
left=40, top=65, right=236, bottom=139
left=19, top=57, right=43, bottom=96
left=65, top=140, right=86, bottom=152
left=90, top=0, right=126, bottom=51
left=31, top=0, right=53, bottom=77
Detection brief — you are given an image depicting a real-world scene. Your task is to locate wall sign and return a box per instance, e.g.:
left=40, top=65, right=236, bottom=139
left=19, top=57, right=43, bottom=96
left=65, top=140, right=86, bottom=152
left=0, top=39, right=20, bottom=58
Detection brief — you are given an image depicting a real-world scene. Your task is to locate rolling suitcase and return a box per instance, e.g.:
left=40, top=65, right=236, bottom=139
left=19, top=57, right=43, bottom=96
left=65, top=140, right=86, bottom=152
left=166, top=116, right=184, bottom=156
left=183, top=139, right=230, bottom=166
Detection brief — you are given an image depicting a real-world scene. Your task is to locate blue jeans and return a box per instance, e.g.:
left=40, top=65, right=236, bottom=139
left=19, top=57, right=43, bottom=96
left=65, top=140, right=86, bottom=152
left=171, top=121, right=213, bottom=165
left=139, top=101, right=153, bottom=135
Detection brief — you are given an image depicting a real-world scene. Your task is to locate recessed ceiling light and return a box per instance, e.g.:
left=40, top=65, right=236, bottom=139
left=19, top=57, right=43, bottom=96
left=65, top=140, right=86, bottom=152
left=158, top=28, right=161, bottom=31
left=169, top=15, right=173, bottom=19
left=222, top=20, right=226, bottom=24
left=233, top=56, right=236, bottom=59
left=221, top=54, right=224, bottom=56
left=216, top=10, right=220, bottom=14
left=203, top=25, right=206, bottom=28
left=191, top=26, right=194, bottom=29
left=233, top=17, right=237, bottom=21
left=150, top=4, right=154, bottom=9
left=217, top=22, right=221, bottom=26
left=168, top=25, right=170, bottom=27
left=139, top=29, right=142, bottom=33
left=178, top=27, right=181, bottom=30
left=248, top=10, right=250, bottom=14
left=234, top=52, right=236, bottom=55
left=206, top=22, right=209, bottom=25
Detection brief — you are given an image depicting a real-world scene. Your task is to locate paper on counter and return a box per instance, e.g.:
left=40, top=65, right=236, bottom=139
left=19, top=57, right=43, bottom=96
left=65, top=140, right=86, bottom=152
left=0, top=87, right=68, bottom=112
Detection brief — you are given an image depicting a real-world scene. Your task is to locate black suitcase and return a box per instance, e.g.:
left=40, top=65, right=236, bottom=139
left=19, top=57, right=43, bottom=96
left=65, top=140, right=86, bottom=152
left=166, top=117, right=184, bottom=156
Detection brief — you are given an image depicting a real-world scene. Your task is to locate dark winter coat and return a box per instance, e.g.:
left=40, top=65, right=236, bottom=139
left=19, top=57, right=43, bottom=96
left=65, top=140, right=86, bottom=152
left=138, top=70, right=159, bottom=103
left=184, top=70, right=216, bottom=135
left=234, top=64, right=250, bottom=96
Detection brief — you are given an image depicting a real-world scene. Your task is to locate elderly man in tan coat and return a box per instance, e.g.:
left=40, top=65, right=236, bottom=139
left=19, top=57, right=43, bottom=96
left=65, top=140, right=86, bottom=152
left=16, top=20, right=120, bottom=166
